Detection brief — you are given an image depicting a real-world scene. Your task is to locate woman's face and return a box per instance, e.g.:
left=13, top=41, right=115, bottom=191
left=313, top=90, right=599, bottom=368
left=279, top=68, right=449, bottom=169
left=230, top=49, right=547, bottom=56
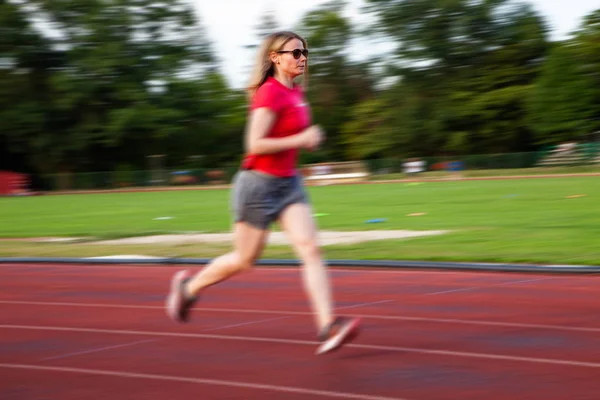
left=272, top=38, right=307, bottom=78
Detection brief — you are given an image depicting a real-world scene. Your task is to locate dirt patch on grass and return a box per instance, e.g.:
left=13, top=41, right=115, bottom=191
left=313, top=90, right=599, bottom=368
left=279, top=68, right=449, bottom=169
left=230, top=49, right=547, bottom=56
left=92, top=230, right=449, bottom=247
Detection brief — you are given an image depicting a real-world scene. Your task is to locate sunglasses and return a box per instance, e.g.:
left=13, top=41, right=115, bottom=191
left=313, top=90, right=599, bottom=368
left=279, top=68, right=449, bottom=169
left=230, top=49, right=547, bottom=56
left=277, top=49, right=309, bottom=59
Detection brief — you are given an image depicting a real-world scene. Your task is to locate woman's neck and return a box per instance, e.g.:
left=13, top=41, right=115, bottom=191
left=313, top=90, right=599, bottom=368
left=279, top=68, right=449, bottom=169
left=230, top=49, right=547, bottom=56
left=273, top=71, right=294, bottom=89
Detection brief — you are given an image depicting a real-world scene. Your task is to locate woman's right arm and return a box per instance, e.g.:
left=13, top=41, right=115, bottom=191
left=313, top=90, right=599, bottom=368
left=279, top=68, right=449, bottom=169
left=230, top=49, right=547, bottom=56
left=245, top=108, right=323, bottom=155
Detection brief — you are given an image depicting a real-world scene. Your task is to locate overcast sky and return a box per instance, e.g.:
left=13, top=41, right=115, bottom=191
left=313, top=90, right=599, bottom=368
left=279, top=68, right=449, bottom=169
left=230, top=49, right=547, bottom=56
left=193, top=0, right=598, bottom=89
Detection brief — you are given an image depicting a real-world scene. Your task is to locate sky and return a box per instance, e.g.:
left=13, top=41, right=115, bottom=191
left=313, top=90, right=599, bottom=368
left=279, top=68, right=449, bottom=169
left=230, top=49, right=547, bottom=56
left=193, top=0, right=599, bottom=89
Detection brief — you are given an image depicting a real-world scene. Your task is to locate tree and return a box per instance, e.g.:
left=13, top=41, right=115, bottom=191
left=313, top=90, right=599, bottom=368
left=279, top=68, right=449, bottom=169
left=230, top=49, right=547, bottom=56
left=528, top=9, right=600, bottom=145
left=254, top=9, right=280, bottom=39
left=2, top=0, right=221, bottom=177
left=357, top=0, right=549, bottom=156
left=0, top=0, right=61, bottom=173
left=296, top=0, right=376, bottom=160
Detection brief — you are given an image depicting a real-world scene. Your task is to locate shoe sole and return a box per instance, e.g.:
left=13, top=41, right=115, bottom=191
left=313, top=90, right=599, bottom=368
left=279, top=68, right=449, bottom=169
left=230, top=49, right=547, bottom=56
left=315, top=318, right=361, bottom=355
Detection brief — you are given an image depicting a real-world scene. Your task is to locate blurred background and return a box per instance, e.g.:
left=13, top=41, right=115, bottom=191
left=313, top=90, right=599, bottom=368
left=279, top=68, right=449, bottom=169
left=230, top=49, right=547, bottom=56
left=1, top=0, right=599, bottom=193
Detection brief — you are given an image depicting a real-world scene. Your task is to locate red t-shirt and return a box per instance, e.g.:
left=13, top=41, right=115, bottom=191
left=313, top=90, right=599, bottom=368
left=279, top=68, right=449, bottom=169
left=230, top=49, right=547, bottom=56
left=242, top=77, right=311, bottom=177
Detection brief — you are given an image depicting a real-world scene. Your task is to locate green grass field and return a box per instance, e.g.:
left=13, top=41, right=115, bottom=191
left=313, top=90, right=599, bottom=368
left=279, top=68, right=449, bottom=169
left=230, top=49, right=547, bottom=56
left=1, top=177, right=598, bottom=265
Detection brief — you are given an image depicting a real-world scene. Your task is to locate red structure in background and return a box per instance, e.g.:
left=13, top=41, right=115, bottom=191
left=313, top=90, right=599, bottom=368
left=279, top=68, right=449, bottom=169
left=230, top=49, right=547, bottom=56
left=0, top=171, right=30, bottom=196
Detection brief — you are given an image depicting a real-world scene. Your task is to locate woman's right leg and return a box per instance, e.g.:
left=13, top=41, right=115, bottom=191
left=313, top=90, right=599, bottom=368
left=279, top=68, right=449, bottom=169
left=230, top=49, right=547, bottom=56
left=166, top=221, right=269, bottom=322
left=186, top=222, right=269, bottom=295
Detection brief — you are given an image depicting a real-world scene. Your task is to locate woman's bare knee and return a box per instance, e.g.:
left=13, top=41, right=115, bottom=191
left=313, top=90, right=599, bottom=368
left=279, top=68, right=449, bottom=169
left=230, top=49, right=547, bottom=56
left=295, top=238, right=322, bottom=263
left=230, top=251, right=255, bottom=273
left=232, top=222, right=268, bottom=272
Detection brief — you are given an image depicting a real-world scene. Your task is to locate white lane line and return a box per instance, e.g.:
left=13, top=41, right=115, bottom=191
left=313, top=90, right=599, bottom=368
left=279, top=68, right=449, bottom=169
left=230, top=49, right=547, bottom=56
left=2, top=300, right=599, bottom=333
left=0, top=300, right=161, bottom=311
left=425, top=287, right=480, bottom=295
left=0, top=363, right=406, bottom=400
left=425, top=277, right=555, bottom=295
left=42, top=339, right=158, bottom=361
left=348, top=313, right=600, bottom=333
left=338, top=300, right=394, bottom=310
left=2, top=324, right=600, bottom=369
left=202, top=316, right=290, bottom=332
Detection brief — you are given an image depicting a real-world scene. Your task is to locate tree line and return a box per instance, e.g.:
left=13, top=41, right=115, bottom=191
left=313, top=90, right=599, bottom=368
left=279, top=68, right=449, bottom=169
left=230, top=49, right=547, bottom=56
left=1, top=0, right=599, bottom=178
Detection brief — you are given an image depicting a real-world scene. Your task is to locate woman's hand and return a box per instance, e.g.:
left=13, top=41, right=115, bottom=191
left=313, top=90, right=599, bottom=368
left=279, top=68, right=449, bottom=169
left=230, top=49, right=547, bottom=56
left=299, top=125, right=325, bottom=150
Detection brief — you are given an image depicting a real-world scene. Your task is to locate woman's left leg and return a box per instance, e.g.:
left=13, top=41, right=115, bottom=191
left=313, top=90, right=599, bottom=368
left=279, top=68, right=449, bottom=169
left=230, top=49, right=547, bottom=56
left=278, top=202, right=360, bottom=354
left=278, top=202, right=334, bottom=332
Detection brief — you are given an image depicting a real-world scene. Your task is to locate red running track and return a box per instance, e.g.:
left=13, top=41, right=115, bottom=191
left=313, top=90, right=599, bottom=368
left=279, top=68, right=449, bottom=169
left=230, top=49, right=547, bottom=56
left=1, top=263, right=599, bottom=399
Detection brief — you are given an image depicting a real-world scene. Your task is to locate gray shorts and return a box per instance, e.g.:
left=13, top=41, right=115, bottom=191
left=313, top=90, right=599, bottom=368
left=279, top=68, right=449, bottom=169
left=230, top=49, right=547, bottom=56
left=231, top=170, right=309, bottom=230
